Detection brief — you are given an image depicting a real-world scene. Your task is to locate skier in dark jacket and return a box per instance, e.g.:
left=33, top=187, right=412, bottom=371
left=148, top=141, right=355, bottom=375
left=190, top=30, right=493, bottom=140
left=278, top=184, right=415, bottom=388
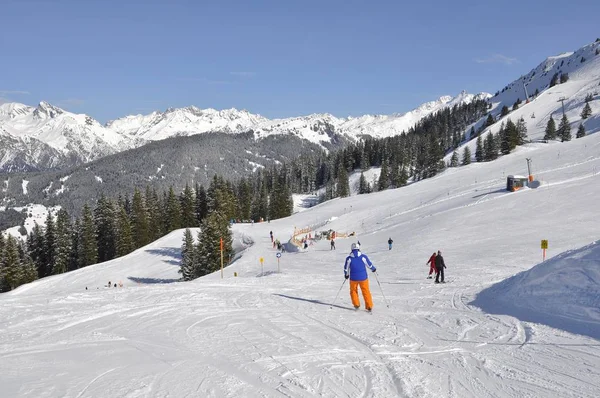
left=330, top=239, right=336, bottom=250
left=387, top=238, right=393, bottom=250
left=434, top=250, right=446, bottom=283
left=344, top=243, right=376, bottom=311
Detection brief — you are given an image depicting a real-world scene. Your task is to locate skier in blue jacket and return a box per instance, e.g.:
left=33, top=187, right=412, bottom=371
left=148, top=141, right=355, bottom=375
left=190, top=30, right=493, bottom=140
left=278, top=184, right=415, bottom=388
left=344, top=243, right=376, bottom=311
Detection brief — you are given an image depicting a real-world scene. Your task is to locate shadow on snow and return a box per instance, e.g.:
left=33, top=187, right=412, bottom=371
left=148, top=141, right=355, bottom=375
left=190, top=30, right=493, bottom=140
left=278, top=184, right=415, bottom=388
left=273, top=293, right=356, bottom=311
left=127, top=276, right=180, bottom=284
left=144, top=247, right=182, bottom=266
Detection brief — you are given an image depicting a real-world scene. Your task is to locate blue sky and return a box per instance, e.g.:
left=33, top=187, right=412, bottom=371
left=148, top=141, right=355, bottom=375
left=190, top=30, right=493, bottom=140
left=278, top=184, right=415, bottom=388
left=1, top=0, right=599, bottom=123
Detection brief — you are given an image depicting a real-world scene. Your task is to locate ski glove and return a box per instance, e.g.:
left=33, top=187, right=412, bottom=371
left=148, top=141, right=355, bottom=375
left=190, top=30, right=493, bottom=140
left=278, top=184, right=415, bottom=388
left=345, top=274, right=349, bottom=280
left=371, top=267, right=377, bottom=272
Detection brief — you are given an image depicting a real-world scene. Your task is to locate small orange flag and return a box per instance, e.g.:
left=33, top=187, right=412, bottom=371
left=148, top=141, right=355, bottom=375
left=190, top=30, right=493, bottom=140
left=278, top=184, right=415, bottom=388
left=220, top=237, right=223, bottom=251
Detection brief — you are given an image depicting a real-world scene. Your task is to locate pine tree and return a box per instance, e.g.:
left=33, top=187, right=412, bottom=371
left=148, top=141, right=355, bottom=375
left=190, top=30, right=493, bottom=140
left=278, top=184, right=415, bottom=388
left=116, top=206, right=133, bottom=257
left=485, top=114, right=495, bottom=127
left=236, top=179, right=252, bottom=221
left=358, top=172, right=370, bottom=194
left=558, top=114, right=571, bottom=142
left=131, top=188, right=150, bottom=248
left=550, top=73, right=559, bottom=87
left=43, top=211, right=56, bottom=277
left=79, top=204, right=98, bottom=267
left=378, top=160, right=389, bottom=191
left=251, top=176, right=269, bottom=222
left=1, top=235, right=22, bottom=291
left=0, top=234, right=8, bottom=292
left=560, top=73, right=569, bottom=83
left=164, top=187, right=182, bottom=231
left=69, top=218, right=80, bottom=271
left=180, top=183, right=196, bottom=227
left=195, top=184, right=209, bottom=224
left=426, top=135, right=445, bottom=178
left=581, top=102, right=592, bottom=119
left=501, top=105, right=510, bottom=117
left=398, top=166, right=408, bottom=187
left=516, top=117, right=528, bottom=145
left=145, top=187, right=162, bottom=241
left=19, top=252, right=37, bottom=287
left=27, top=222, right=45, bottom=278
left=500, top=121, right=511, bottom=155
left=385, top=161, right=395, bottom=189
left=0, top=236, right=35, bottom=291
left=180, top=228, right=196, bottom=281
left=475, top=136, right=484, bottom=162
left=53, top=209, right=72, bottom=274
left=461, top=146, right=471, bottom=165
left=484, top=132, right=498, bottom=161
left=268, top=167, right=293, bottom=219
left=94, top=196, right=116, bottom=263
left=576, top=123, right=586, bottom=138
left=195, top=211, right=232, bottom=277
left=336, top=163, right=350, bottom=197
left=544, top=116, right=557, bottom=140
left=450, top=150, right=459, bottom=167
left=505, top=118, right=519, bottom=151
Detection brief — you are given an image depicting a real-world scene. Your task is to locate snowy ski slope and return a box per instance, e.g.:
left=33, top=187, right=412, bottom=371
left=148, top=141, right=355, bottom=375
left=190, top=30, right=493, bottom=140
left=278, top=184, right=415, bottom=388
left=1, top=124, right=600, bottom=397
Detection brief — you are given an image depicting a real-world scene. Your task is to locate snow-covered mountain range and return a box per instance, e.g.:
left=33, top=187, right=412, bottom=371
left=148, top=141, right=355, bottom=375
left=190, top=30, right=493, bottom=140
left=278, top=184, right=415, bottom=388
left=0, top=102, right=129, bottom=172
left=2, top=39, right=599, bottom=173
left=106, top=91, right=491, bottom=143
left=0, top=91, right=489, bottom=172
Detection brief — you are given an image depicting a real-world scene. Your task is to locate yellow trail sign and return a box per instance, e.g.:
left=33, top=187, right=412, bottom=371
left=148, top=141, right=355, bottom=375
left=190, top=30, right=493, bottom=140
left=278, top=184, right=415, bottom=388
left=541, top=240, right=548, bottom=249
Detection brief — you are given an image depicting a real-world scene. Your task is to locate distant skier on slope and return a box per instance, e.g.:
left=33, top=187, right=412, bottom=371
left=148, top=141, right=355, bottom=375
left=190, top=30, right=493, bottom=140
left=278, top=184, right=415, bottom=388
left=344, top=243, right=376, bottom=311
left=426, top=252, right=437, bottom=279
left=330, top=239, right=336, bottom=250
left=435, top=250, right=447, bottom=283
left=387, top=237, right=393, bottom=250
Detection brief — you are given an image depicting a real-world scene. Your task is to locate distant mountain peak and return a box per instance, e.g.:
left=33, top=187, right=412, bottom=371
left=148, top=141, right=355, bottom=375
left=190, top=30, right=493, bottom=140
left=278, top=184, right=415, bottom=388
left=34, top=101, right=63, bottom=119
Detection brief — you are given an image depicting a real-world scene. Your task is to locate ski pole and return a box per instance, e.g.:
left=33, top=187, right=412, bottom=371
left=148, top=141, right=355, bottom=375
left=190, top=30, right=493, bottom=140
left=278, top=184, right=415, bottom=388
left=374, top=272, right=390, bottom=308
left=330, top=279, right=347, bottom=309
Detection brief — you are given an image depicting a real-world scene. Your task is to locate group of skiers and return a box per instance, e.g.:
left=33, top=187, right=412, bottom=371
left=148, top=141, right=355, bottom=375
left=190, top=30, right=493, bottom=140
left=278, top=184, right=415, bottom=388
left=269, top=228, right=447, bottom=311
left=339, top=242, right=448, bottom=312
left=426, top=251, right=446, bottom=283
left=270, top=231, right=286, bottom=252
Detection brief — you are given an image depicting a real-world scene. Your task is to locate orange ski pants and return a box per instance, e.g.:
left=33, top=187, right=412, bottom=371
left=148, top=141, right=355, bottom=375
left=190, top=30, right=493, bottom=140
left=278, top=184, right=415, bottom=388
left=349, top=280, right=373, bottom=310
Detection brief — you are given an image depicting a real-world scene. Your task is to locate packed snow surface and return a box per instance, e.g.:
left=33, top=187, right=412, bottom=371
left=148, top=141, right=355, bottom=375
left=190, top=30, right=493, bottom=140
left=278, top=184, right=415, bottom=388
left=473, top=240, right=600, bottom=339
left=2, top=124, right=600, bottom=397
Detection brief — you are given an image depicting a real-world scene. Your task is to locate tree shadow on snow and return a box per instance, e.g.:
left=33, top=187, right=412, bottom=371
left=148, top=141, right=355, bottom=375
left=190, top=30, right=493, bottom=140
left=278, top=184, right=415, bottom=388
left=144, top=248, right=182, bottom=266
left=298, top=196, right=320, bottom=209
left=257, top=270, right=279, bottom=278
left=128, top=276, right=180, bottom=284
left=273, top=293, right=356, bottom=311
